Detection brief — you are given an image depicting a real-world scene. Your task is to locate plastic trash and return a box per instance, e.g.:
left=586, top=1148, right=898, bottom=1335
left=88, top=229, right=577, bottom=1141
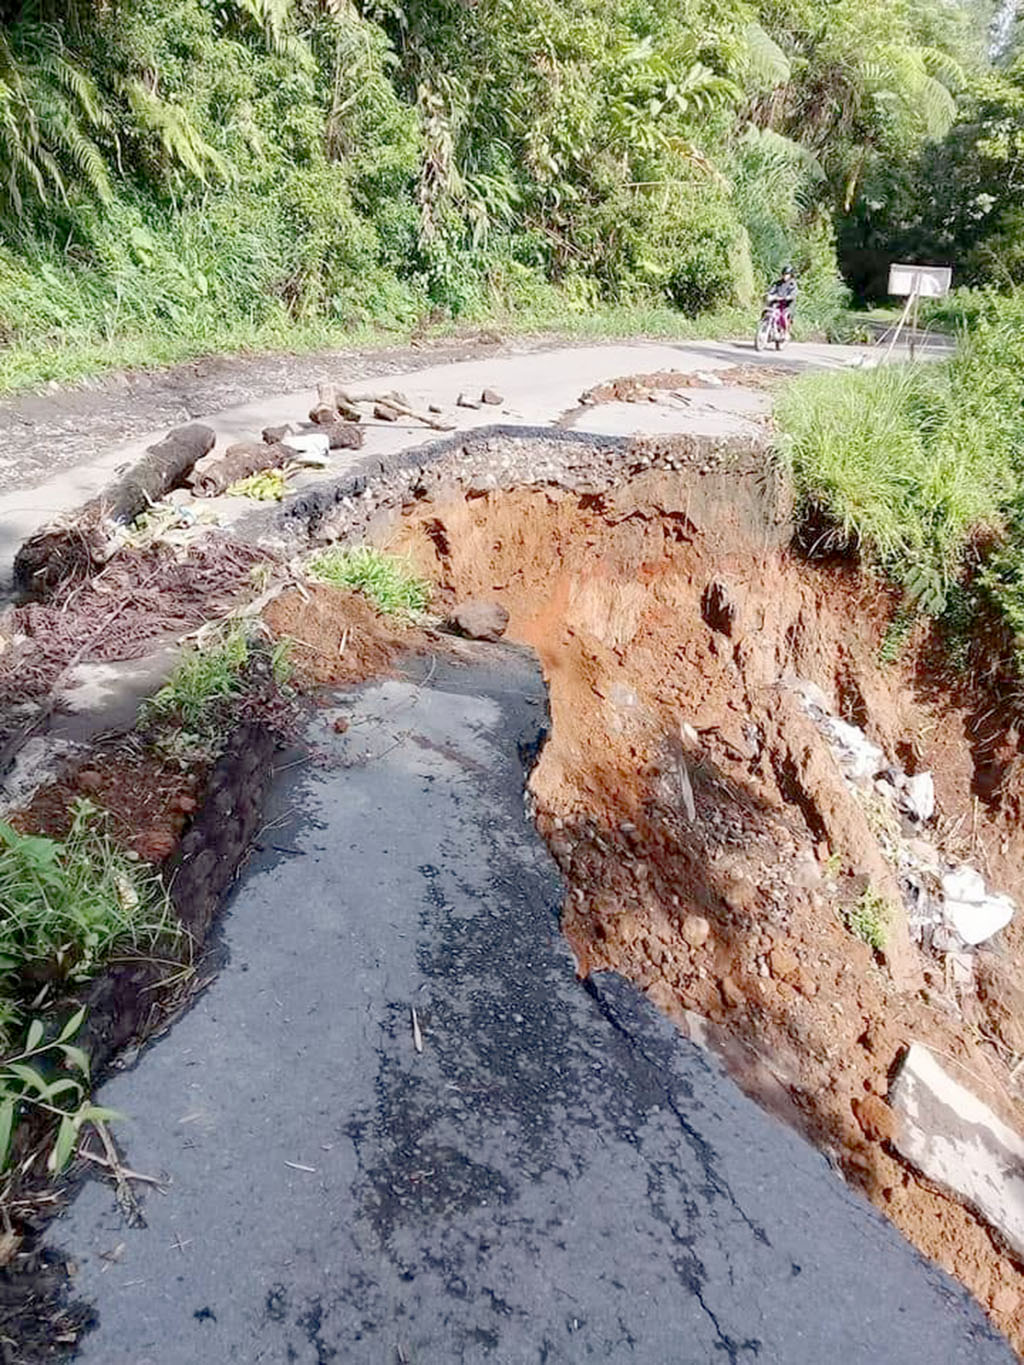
left=944, top=893, right=1015, bottom=946
left=941, top=865, right=987, bottom=904
left=282, top=432, right=330, bottom=466
left=901, top=772, right=935, bottom=824
left=820, top=715, right=884, bottom=781
left=941, top=865, right=1015, bottom=945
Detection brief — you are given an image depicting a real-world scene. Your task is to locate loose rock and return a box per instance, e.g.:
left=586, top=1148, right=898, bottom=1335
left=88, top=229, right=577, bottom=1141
left=321, top=423, right=365, bottom=451
left=446, top=601, right=510, bottom=642
left=769, top=944, right=799, bottom=982
left=262, top=424, right=295, bottom=445
left=852, top=1093, right=897, bottom=1145
left=682, top=915, right=711, bottom=950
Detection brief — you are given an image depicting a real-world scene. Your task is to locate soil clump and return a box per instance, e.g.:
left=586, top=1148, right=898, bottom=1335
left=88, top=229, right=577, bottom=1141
left=580, top=364, right=792, bottom=404
left=264, top=585, right=429, bottom=687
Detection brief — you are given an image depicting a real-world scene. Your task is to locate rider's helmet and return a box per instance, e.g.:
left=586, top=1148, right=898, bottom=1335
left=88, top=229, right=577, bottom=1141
left=781, top=264, right=794, bottom=279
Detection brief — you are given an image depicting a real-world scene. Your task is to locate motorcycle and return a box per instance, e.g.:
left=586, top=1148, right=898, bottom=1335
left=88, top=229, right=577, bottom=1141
left=755, top=297, right=790, bottom=352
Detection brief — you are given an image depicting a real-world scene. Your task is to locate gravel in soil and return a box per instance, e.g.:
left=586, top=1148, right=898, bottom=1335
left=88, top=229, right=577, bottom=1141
left=580, top=364, right=793, bottom=404
left=391, top=473, right=1024, bottom=1353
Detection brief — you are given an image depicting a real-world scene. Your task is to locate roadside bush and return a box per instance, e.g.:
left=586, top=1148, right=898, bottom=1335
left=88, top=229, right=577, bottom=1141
left=778, top=288, right=1024, bottom=654
left=0, top=802, right=175, bottom=1049
left=140, top=623, right=292, bottom=754
left=307, top=546, right=431, bottom=619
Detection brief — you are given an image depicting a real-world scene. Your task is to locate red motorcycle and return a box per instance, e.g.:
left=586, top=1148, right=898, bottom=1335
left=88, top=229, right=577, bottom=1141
left=755, top=297, right=791, bottom=351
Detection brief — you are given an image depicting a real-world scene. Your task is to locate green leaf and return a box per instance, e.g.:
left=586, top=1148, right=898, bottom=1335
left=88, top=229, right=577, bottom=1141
left=5, top=1063, right=49, bottom=1096
left=46, top=1078, right=84, bottom=1101
left=25, top=1020, right=44, bottom=1053
left=48, top=1116, right=77, bottom=1173
left=0, top=1101, right=15, bottom=1171
left=80, top=1105, right=122, bottom=1124
left=58, top=1044, right=91, bottom=1079
left=58, top=1007, right=87, bottom=1044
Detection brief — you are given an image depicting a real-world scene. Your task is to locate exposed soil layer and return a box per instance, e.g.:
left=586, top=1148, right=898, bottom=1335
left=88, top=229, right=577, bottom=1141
left=391, top=473, right=1024, bottom=1354
left=9, top=741, right=204, bottom=862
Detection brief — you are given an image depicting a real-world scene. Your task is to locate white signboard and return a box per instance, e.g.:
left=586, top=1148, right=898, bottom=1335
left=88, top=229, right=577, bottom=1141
left=888, top=264, right=953, bottom=299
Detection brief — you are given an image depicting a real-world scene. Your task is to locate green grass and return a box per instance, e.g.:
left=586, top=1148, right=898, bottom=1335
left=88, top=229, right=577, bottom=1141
left=776, top=357, right=1014, bottom=611
left=776, top=289, right=1024, bottom=666
left=140, top=623, right=292, bottom=754
left=141, top=626, right=250, bottom=736
left=844, top=888, right=891, bottom=953
left=0, top=313, right=394, bottom=395
left=306, top=546, right=431, bottom=618
left=0, top=801, right=176, bottom=1049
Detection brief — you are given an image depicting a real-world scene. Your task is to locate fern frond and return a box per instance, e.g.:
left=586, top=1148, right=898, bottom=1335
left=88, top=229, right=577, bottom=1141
left=125, top=80, right=231, bottom=184
left=743, top=22, right=792, bottom=91
left=231, top=0, right=295, bottom=54
left=0, top=25, right=112, bottom=216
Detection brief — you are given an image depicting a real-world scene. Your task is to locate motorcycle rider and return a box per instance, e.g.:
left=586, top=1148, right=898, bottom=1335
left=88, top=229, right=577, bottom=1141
left=766, top=265, right=798, bottom=335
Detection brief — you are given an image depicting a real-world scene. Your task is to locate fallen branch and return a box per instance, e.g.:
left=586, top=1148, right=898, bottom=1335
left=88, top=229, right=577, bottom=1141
left=78, top=1121, right=168, bottom=1227
left=338, top=388, right=455, bottom=432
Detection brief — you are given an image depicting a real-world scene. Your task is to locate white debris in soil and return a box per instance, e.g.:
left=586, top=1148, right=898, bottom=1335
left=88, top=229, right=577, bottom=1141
left=0, top=735, right=84, bottom=817
left=787, top=676, right=1016, bottom=959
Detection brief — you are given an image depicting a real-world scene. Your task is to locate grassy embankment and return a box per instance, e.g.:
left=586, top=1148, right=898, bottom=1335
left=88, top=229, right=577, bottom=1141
left=776, top=289, right=1024, bottom=675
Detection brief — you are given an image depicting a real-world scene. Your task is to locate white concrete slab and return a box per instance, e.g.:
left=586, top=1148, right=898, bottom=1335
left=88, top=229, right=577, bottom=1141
left=889, top=1042, right=1024, bottom=1259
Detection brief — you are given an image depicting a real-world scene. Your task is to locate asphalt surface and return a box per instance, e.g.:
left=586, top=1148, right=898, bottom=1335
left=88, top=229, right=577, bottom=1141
left=55, top=643, right=1011, bottom=1363
left=0, top=338, right=886, bottom=591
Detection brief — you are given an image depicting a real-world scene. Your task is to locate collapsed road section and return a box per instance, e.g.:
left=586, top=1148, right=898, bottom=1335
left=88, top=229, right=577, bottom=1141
left=53, top=648, right=1007, bottom=1364
left=4, top=412, right=1024, bottom=1358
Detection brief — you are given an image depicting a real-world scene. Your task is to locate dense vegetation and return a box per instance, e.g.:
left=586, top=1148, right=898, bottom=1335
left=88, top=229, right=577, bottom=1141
left=843, top=5, right=1024, bottom=295
left=0, top=0, right=1013, bottom=388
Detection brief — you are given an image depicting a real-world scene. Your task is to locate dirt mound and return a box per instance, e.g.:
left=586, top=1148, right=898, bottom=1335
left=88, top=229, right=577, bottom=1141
left=264, top=585, right=428, bottom=687
left=392, top=473, right=1024, bottom=1352
left=581, top=365, right=792, bottom=404
left=10, top=745, right=203, bottom=862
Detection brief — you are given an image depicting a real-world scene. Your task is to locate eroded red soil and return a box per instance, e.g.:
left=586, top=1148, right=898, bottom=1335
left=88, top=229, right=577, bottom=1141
left=391, top=472, right=1024, bottom=1351
left=264, top=584, right=428, bottom=686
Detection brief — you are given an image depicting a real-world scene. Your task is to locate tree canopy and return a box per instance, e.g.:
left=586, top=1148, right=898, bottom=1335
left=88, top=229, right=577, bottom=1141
left=0, top=0, right=1014, bottom=357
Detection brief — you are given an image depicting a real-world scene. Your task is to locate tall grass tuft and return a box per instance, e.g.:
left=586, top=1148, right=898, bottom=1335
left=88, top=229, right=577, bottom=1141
left=0, top=801, right=177, bottom=1048
left=306, top=546, right=431, bottom=619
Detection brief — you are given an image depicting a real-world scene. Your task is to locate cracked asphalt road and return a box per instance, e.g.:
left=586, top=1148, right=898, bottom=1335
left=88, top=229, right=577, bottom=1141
left=55, top=644, right=1012, bottom=1363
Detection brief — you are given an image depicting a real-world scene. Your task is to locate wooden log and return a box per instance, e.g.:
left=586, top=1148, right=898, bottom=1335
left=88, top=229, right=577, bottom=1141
left=13, top=423, right=215, bottom=597
left=339, top=388, right=454, bottom=432
left=189, top=440, right=289, bottom=498
left=310, top=381, right=339, bottom=427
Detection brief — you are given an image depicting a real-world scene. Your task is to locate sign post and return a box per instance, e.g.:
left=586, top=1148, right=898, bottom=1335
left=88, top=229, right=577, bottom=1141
left=885, top=264, right=952, bottom=358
